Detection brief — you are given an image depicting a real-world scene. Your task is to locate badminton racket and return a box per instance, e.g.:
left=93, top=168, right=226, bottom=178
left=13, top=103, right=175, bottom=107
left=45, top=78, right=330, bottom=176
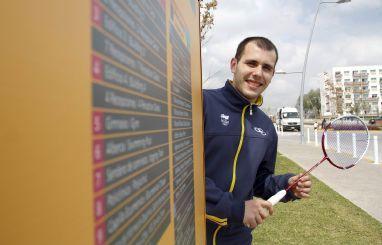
left=268, top=115, right=370, bottom=205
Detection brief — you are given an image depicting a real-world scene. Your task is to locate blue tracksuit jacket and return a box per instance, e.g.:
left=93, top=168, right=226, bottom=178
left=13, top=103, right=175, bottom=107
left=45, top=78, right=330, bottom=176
left=203, top=81, right=296, bottom=244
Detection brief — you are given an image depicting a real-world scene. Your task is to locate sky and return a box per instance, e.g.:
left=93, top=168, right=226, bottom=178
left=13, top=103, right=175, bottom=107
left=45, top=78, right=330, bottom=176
left=201, top=0, right=382, bottom=114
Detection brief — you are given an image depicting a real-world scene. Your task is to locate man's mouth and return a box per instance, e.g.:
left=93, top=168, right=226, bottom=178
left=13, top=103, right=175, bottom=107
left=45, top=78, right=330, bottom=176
left=245, top=79, right=263, bottom=89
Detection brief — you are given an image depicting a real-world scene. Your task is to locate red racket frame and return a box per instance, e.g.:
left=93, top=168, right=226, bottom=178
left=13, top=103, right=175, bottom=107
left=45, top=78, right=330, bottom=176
left=285, top=117, right=366, bottom=192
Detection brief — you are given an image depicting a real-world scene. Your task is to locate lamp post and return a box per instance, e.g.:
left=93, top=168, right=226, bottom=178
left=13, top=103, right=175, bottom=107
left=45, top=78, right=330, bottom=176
left=299, top=0, right=351, bottom=144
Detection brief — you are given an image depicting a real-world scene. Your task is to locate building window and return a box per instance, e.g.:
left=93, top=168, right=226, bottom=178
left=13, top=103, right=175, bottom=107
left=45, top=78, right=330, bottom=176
left=371, top=85, right=377, bottom=89
left=370, top=70, right=376, bottom=75
left=345, top=94, right=351, bottom=98
left=379, top=69, right=382, bottom=74
left=344, top=71, right=350, bottom=75
left=371, top=78, right=377, bottom=82
left=372, top=94, right=377, bottom=98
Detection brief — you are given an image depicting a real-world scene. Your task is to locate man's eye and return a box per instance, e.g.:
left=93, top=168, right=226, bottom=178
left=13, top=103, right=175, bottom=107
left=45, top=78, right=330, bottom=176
left=263, top=66, right=273, bottom=72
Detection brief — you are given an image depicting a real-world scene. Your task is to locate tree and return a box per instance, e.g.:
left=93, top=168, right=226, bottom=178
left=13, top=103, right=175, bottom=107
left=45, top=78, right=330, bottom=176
left=296, top=88, right=321, bottom=118
left=200, top=0, right=218, bottom=85
left=199, top=0, right=217, bottom=42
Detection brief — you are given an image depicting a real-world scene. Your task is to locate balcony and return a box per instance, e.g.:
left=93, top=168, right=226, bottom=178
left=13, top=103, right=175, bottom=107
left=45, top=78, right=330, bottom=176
left=335, top=72, right=342, bottom=79
left=365, top=97, right=379, bottom=102
left=354, top=97, right=378, bottom=102
left=352, top=72, right=369, bottom=78
left=344, top=81, right=369, bottom=86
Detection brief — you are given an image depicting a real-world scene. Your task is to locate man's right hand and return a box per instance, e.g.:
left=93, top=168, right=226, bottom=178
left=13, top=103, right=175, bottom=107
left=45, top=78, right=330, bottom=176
left=243, top=198, right=273, bottom=229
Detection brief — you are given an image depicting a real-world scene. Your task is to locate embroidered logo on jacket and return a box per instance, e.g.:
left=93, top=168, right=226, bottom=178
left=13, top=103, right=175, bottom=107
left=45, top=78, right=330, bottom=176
left=220, top=114, right=230, bottom=126
left=254, top=127, right=267, bottom=136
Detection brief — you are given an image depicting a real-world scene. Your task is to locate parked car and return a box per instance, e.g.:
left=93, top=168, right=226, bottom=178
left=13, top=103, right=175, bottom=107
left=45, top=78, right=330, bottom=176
left=369, top=117, right=382, bottom=125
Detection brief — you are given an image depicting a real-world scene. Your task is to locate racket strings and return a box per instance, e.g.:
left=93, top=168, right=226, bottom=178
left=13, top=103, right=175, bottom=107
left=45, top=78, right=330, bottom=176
left=324, top=116, right=369, bottom=169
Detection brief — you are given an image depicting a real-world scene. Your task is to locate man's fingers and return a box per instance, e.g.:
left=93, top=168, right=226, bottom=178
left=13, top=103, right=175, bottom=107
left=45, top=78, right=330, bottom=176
left=260, top=200, right=273, bottom=209
left=298, top=175, right=311, bottom=183
left=259, top=207, right=270, bottom=219
left=296, top=192, right=310, bottom=198
left=268, top=205, right=274, bottom=215
left=300, top=187, right=311, bottom=192
left=297, top=181, right=312, bottom=190
left=254, top=212, right=265, bottom=225
left=260, top=200, right=273, bottom=216
left=292, top=173, right=310, bottom=182
left=248, top=218, right=258, bottom=229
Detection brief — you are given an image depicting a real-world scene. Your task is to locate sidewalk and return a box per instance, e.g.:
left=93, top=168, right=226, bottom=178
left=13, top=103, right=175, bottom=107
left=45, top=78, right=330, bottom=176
left=277, top=133, right=382, bottom=223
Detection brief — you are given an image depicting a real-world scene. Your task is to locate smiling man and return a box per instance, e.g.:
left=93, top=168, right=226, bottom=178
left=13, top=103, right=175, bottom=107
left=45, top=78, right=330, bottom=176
left=203, top=37, right=311, bottom=244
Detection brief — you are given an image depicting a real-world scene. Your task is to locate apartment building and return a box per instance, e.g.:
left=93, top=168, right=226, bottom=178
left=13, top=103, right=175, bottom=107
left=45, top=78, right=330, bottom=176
left=321, top=65, right=382, bottom=117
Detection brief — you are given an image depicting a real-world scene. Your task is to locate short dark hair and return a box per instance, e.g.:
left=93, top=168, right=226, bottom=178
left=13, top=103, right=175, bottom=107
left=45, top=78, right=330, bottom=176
left=234, top=36, right=278, bottom=65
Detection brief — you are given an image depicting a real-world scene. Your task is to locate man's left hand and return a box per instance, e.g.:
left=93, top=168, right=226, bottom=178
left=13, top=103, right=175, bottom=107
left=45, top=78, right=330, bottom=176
left=288, top=174, right=312, bottom=198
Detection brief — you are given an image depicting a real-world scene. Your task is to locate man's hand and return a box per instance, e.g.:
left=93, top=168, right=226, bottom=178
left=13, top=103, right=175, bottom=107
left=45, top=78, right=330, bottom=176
left=288, top=174, right=312, bottom=198
left=243, top=199, right=273, bottom=229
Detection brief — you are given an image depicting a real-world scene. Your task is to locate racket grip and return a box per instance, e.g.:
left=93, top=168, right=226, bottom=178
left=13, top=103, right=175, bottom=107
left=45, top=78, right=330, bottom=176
left=267, top=190, right=287, bottom=206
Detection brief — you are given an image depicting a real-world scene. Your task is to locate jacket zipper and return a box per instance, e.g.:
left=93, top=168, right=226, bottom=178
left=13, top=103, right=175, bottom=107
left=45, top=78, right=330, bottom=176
left=213, top=105, right=249, bottom=245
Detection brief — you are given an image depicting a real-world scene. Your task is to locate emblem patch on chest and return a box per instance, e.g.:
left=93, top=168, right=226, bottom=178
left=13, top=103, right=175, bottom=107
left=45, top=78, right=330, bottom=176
left=254, top=126, right=267, bottom=136
left=220, top=114, right=230, bottom=126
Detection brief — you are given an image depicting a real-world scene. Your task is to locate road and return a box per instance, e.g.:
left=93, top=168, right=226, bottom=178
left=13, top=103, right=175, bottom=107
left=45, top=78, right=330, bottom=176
left=285, top=125, right=382, bottom=164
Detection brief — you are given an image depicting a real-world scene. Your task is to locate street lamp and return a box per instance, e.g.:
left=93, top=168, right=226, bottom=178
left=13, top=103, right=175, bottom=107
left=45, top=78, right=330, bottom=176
left=299, top=0, right=351, bottom=144
left=275, top=71, right=303, bottom=135
left=275, top=71, right=303, bottom=75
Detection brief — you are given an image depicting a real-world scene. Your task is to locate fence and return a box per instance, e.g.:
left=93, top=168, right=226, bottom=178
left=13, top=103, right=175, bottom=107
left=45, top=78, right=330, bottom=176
left=306, top=127, right=380, bottom=164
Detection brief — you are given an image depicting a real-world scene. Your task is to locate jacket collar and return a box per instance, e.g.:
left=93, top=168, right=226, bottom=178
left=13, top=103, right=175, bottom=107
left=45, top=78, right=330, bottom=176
left=222, top=80, right=263, bottom=108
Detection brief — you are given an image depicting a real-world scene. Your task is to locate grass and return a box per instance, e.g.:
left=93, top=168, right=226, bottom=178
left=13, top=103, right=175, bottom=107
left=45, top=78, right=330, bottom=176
left=252, top=153, right=382, bottom=244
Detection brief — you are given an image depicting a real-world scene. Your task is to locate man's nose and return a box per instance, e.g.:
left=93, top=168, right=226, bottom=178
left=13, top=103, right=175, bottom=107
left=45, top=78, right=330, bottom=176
left=251, top=66, right=263, bottom=76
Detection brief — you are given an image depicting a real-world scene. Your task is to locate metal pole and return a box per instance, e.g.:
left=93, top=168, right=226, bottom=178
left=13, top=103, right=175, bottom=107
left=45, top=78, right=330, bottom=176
left=314, top=129, right=318, bottom=146
left=298, top=0, right=350, bottom=144
left=300, top=3, right=322, bottom=144
left=374, top=135, right=379, bottom=164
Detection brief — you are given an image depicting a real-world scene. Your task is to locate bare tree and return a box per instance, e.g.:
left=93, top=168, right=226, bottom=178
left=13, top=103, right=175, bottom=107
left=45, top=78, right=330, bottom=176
left=199, top=0, right=217, bottom=42
left=199, top=0, right=219, bottom=85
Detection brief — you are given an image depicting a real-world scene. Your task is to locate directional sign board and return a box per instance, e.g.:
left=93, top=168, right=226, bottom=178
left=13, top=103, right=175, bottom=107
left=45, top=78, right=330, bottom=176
left=0, top=0, right=205, bottom=244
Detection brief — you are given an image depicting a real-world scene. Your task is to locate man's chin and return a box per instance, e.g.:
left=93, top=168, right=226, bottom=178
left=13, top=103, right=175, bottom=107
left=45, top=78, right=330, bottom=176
left=242, top=92, right=259, bottom=102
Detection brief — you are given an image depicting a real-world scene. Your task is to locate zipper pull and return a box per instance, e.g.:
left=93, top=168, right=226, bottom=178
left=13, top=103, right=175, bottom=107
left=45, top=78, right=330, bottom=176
left=249, top=104, right=253, bottom=115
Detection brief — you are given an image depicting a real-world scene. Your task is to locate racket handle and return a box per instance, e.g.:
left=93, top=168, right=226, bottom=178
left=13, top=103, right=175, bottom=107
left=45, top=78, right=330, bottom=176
left=267, top=190, right=287, bottom=206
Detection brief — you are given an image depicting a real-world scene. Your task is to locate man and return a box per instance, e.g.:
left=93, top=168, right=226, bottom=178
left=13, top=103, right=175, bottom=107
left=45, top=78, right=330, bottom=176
left=314, top=121, right=318, bottom=131
left=203, top=37, right=311, bottom=244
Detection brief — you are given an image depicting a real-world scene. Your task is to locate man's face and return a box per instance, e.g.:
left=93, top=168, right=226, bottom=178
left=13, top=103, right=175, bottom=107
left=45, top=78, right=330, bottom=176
left=230, top=42, right=277, bottom=103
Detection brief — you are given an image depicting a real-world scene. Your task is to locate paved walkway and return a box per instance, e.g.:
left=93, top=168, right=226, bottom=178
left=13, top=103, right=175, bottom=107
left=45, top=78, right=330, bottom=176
left=277, top=132, right=382, bottom=223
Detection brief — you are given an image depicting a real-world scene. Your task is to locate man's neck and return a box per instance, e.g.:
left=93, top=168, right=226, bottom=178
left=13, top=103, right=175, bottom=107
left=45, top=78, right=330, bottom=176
left=229, top=79, right=259, bottom=104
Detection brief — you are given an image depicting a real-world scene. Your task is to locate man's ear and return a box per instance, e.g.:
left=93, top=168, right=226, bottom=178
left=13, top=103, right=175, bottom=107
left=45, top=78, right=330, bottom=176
left=230, top=58, right=237, bottom=73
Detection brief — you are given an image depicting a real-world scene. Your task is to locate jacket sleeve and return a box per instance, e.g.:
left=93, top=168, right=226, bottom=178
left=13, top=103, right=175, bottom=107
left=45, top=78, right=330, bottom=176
left=253, top=128, right=297, bottom=201
left=205, top=177, right=245, bottom=226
